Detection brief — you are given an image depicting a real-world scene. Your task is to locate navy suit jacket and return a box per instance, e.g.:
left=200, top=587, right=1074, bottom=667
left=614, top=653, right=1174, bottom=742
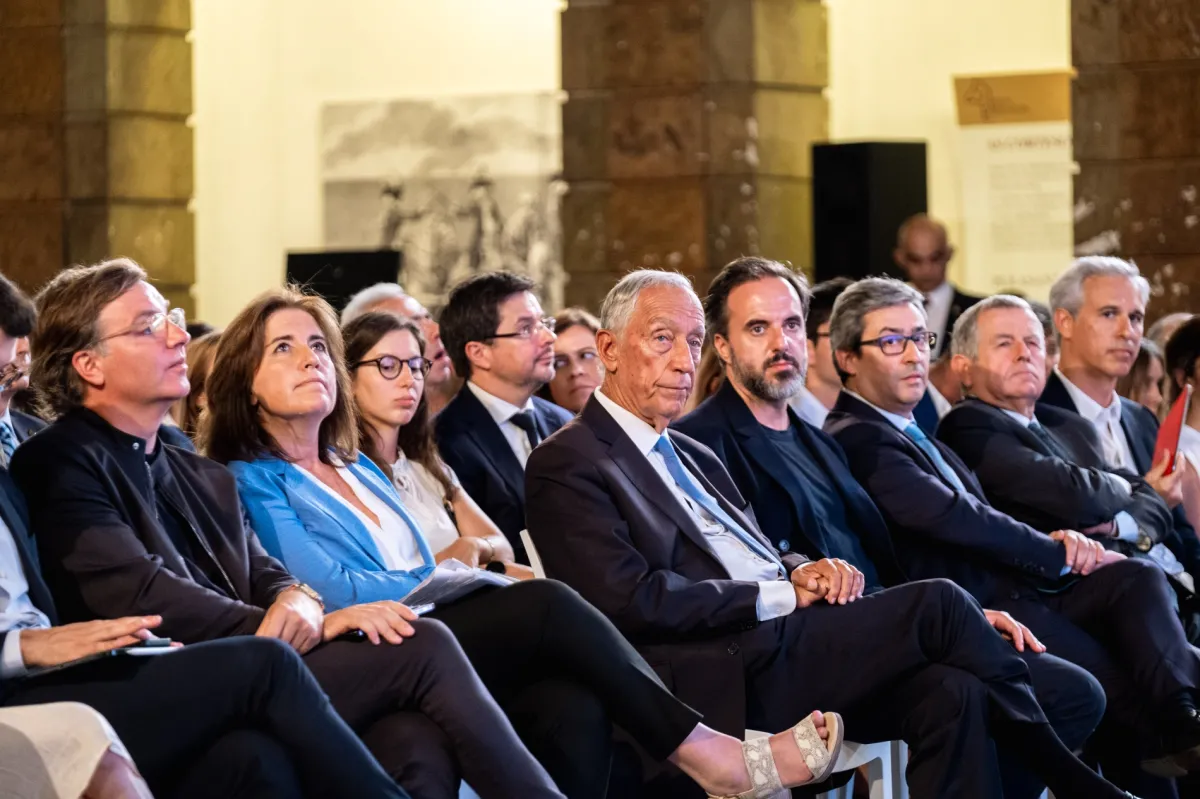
left=673, top=381, right=905, bottom=587
left=937, top=398, right=1173, bottom=551
left=10, top=410, right=45, bottom=444
left=1038, top=371, right=1200, bottom=575
left=434, top=384, right=572, bottom=563
left=824, top=391, right=1067, bottom=606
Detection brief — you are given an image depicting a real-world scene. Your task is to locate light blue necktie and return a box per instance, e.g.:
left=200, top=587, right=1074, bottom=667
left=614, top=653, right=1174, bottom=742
left=903, top=423, right=966, bottom=492
left=0, top=422, right=17, bottom=467
left=652, top=435, right=784, bottom=572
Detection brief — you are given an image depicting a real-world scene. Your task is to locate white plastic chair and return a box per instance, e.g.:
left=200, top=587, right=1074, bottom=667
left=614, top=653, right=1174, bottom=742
left=520, top=529, right=547, bottom=578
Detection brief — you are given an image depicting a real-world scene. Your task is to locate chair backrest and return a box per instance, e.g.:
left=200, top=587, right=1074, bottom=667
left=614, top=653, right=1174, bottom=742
left=519, top=529, right=546, bottom=578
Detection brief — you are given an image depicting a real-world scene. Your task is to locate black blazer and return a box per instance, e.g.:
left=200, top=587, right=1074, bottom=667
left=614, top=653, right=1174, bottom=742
left=824, top=391, right=1066, bottom=606
left=673, top=381, right=905, bottom=586
left=525, top=395, right=808, bottom=735
left=937, top=398, right=1173, bottom=547
left=1038, top=371, right=1200, bottom=574
left=435, top=385, right=572, bottom=562
left=10, top=410, right=45, bottom=444
left=11, top=407, right=297, bottom=643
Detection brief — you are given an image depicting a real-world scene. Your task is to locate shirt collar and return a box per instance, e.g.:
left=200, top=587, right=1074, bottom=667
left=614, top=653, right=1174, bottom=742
left=467, top=380, right=534, bottom=426
left=0, top=407, right=12, bottom=429
left=1054, top=368, right=1121, bottom=426
left=999, top=407, right=1036, bottom=428
left=593, top=388, right=664, bottom=457
left=846, top=390, right=915, bottom=432
left=789, top=386, right=830, bottom=427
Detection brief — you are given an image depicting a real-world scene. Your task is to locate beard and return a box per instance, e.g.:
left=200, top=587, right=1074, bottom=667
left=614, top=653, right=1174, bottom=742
left=731, top=349, right=805, bottom=402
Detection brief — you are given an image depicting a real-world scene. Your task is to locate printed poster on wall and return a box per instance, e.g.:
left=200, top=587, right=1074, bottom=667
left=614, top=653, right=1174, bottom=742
left=954, top=71, right=1074, bottom=301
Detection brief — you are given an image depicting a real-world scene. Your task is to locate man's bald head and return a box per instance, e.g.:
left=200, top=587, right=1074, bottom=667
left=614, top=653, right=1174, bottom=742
left=894, top=214, right=953, bottom=293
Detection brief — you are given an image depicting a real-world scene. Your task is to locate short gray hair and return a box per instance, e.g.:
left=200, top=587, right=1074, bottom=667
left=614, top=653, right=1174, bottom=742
left=951, top=295, right=1042, bottom=360
left=1048, top=257, right=1150, bottom=318
left=599, top=270, right=697, bottom=335
left=828, top=277, right=926, bottom=371
left=341, top=282, right=408, bottom=325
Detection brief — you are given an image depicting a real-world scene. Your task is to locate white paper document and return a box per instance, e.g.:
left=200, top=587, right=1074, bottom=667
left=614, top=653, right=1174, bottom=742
left=404, top=559, right=515, bottom=606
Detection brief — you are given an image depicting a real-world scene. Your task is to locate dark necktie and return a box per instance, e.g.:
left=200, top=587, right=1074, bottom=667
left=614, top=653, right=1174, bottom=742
left=509, top=410, right=541, bottom=449
left=1028, top=421, right=1070, bottom=460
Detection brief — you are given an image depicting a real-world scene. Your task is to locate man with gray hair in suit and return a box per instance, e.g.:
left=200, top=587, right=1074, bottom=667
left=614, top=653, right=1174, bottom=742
left=527, top=269, right=1138, bottom=799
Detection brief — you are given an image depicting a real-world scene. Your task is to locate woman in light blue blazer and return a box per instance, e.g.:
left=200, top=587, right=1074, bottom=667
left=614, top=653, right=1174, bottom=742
left=202, top=288, right=844, bottom=799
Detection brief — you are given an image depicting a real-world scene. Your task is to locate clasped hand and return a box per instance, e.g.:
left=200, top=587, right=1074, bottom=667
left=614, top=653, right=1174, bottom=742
left=1049, top=530, right=1125, bottom=575
left=255, top=589, right=420, bottom=653
left=790, top=558, right=865, bottom=608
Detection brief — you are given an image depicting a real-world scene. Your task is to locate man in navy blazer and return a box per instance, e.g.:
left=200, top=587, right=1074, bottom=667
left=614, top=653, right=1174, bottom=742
left=435, top=272, right=572, bottom=563
left=1037, top=256, right=1200, bottom=593
left=675, top=259, right=1105, bottom=799
left=825, top=284, right=1200, bottom=791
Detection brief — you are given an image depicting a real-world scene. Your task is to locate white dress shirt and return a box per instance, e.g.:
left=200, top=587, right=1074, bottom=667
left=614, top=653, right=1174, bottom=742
left=846, top=391, right=915, bottom=432
left=1181, top=426, right=1200, bottom=474
left=391, top=453, right=462, bottom=556
left=0, top=513, right=52, bottom=679
left=593, top=389, right=797, bottom=620
left=789, top=385, right=830, bottom=428
left=1054, top=369, right=1135, bottom=471
left=467, top=381, right=537, bottom=468
left=921, top=280, right=954, bottom=356
left=298, top=464, right=426, bottom=572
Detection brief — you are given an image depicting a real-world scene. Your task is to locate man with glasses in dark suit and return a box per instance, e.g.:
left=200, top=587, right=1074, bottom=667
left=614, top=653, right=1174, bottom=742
left=435, top=272, right=572, bottom=563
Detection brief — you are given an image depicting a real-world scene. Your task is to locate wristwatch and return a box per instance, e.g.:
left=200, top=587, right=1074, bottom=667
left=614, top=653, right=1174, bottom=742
left=284, top=582, right=325, bottom=610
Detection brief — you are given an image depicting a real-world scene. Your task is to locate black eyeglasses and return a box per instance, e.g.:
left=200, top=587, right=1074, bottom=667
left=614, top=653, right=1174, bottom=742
left=353, top=355, right=432, bottom=380
left=858, top=331, right=937, bottom=356
left=488, top=317, right=557, bottom=341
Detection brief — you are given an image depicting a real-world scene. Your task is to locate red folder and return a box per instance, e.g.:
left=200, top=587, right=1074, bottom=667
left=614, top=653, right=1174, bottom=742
left=1155, top=383, right=1193, bottom=475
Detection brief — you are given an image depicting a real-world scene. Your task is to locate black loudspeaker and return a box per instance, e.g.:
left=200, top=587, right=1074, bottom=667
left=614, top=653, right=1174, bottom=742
left=285, top=250, right=404, bottom=313
left=812, top=142, right=928, bottom=283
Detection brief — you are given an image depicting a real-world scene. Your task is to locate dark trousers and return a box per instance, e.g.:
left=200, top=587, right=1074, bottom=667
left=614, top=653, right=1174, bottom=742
left=301, top=615, right=564, bottom=799
left=3, top=637, right=408, bottom=799
left=745, top=578, right=1082, bottom=799
left=993, top=557, right=1200, bottom=799
left=429, top=579, right=705, bottom=799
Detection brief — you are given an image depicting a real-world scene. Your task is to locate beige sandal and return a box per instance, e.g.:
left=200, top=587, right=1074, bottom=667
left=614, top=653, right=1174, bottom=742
left=707, top=712, right=844, bottom=799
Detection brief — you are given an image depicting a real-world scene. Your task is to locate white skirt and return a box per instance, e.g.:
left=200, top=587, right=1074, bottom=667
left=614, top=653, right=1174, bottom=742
left=0, top=702, right=134, bottom=799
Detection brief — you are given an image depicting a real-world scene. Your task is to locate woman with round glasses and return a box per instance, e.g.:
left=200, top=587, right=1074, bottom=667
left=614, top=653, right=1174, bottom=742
left=345, top=311, right=532, bottom=577
left=202, top=287, right=845, bottom=799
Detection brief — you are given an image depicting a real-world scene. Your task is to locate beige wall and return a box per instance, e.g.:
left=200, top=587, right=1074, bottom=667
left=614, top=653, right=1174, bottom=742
left=192, top=0, right=1069, bottom=322
left=827, top=0, right=1070, bottom=290
left=192, top=0, right=561, bottom=325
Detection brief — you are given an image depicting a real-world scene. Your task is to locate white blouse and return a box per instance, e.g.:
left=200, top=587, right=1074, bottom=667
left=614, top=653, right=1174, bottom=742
left=297, top=463, right=425, bottom=571
left=1180, top=425, right=1200, bottom=474
left=390, top=453, right=462, bottom=555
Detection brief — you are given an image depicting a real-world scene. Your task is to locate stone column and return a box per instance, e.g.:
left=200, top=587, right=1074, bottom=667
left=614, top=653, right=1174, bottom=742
left=0, top=0, right=194, bottom=312
left=1073, top=0, right=1200, bottom=321
left=560, top=0, right=828, bottom=311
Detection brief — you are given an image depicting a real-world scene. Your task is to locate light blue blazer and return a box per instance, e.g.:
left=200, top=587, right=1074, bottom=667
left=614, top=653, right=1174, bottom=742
left=229, top=455, right=436, bottom=611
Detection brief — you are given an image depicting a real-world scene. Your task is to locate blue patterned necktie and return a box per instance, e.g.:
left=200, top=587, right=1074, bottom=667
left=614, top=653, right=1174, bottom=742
left=0, top=422, right=17, bottom=467
left=903, top=423, right=966, bottom=492
left=652, top=435, right=784, bottom=572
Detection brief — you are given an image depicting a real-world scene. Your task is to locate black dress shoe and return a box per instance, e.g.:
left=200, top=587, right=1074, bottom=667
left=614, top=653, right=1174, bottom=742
left=1143, top=707, right=1200, bottom=777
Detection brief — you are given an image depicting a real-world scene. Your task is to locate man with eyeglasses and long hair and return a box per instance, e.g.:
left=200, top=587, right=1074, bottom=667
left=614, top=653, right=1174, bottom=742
left=434, top=272, right=571, bottom=565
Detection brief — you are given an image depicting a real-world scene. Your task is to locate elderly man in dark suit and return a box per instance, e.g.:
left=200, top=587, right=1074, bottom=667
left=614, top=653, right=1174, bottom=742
left=821, top=278, right=1197, bottom=794
left=673, top=258, right=1105, bottom=799
left=526, top=268, right=1139, bottom=799
left=435, top=272, right=572, bottom=563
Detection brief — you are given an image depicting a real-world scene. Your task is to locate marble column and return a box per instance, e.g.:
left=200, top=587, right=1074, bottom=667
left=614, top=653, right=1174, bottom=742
left=560, top=0, right=828, bottom=310
left=0, top=0, right=194, bottom=312
left=1073, top=0, right=1200, bottom=322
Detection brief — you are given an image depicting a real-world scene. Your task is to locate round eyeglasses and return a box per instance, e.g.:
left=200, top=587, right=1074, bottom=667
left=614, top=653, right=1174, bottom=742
left=353, top=355, right=432, bottom=380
